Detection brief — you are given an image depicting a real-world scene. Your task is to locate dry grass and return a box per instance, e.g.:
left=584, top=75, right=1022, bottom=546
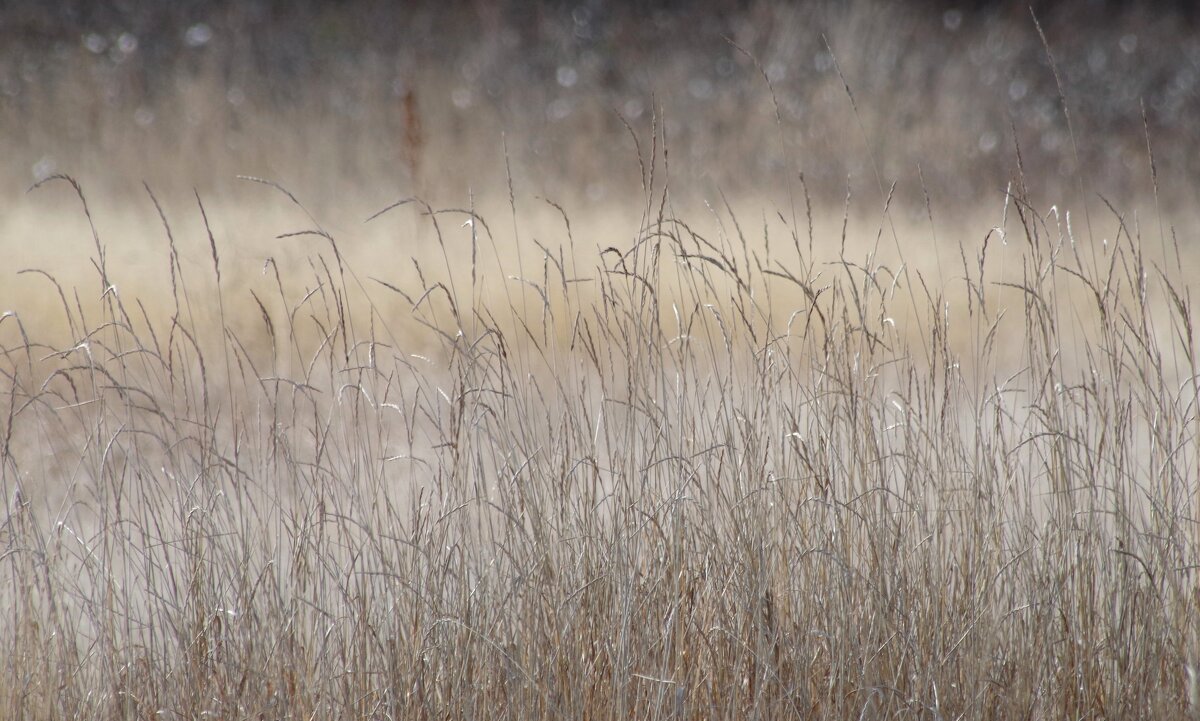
left=2, top=136, right=1198, bottom=719
left=3, top=2, right=1200, bottom=719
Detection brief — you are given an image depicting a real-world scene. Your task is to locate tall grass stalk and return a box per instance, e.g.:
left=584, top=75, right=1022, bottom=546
left=1, top=164, right=1196, bottom=719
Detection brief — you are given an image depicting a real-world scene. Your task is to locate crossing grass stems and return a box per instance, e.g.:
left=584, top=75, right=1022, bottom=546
left=2, top=77, right=1199, bottom=721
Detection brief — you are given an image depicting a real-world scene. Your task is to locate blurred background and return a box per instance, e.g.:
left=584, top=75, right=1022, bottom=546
left=4, top=0, right=1198, bottom=200
left=2, top=0, right=1198, bottom=309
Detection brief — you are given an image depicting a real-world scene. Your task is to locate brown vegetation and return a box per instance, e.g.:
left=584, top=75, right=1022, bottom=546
left=2, top=1, right=1199, bottom=719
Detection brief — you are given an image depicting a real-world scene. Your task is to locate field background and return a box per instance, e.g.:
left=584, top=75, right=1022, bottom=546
left=3, top=1, right=1200, bottom=719
left=5, top=0, right=1200, bottom=284
left=6, top=0, right=1200, bottom=317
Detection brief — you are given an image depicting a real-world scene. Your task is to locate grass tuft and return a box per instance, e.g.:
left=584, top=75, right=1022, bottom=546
left=2, top=154, right=1197, bottom=719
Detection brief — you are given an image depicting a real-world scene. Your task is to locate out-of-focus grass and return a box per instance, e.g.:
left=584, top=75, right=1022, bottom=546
left=4, top=0, right=1200, bottom=208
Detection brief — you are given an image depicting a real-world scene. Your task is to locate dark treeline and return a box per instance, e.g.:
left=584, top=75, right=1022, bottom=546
left=3, top=0, right=1198, bottom=206
left=3, top=0, right=1196, bottom=41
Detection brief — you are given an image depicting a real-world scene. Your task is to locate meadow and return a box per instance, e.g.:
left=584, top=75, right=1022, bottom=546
left=2, top=1, right=1199, bottom=719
